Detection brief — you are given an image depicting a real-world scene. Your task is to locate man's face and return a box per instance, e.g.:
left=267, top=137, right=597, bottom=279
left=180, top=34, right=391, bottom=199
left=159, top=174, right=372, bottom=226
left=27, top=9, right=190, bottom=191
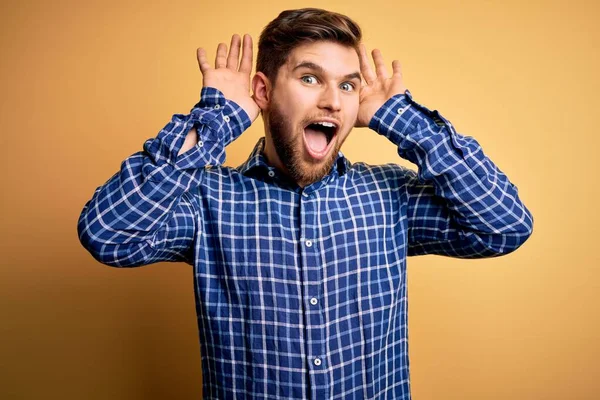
left=263, top=41, right=361, bottom=187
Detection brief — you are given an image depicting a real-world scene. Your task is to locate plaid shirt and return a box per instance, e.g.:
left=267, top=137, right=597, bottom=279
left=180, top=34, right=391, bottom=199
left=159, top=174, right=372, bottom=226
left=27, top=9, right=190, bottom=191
left=78, top=87, right=533, bottom=399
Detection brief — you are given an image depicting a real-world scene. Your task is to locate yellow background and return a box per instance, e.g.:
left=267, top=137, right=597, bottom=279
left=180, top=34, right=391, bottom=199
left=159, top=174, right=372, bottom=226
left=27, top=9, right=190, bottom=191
left=1, top=0, right=598, bottom=398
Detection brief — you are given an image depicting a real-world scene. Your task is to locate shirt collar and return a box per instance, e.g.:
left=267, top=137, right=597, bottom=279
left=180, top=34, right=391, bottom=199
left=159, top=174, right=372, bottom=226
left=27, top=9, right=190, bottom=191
left=236, top=137, right=351, bottom=183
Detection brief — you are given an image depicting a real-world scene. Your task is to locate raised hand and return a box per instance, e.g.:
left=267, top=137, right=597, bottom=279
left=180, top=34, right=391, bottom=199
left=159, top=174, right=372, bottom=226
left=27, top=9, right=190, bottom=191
left=197, top=34, right=260, bottom=123
left=355, top=44, right=408, bottom=128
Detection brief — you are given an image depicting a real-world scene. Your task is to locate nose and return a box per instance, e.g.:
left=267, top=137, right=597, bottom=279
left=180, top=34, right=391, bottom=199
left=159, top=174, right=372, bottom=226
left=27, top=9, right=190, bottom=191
left=318, top=84, right=341, bottom=112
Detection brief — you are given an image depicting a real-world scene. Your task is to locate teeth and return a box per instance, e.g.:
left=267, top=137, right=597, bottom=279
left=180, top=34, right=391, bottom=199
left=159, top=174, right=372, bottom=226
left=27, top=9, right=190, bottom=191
left=314, top=121, right=336, bottom=128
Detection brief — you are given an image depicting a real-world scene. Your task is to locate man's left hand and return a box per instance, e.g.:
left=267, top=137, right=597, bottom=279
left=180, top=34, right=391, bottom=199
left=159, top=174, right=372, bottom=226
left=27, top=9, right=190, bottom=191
left=355, top=44, right=408, bottom=128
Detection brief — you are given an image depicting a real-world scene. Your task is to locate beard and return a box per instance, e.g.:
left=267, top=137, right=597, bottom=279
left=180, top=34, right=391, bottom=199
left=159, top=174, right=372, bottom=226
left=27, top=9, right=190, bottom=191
left=266, top=99, right=347, bottom=187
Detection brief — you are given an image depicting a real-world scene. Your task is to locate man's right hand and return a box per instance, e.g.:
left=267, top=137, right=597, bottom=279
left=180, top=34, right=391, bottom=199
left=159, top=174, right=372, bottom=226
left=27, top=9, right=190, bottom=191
left=196, top=34, right=260, bottom=123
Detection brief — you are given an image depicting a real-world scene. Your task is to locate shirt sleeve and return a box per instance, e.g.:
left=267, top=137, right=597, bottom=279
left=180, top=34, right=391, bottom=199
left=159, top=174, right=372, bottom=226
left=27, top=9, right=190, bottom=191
left=369, top=90, right=534, bottom=258
left=77, top=87, right=252, bottom=267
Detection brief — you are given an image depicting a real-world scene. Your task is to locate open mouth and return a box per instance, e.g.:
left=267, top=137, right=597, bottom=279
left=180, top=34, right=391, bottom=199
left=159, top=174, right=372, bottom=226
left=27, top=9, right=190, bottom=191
left=303, top=120, right=339, bottom=160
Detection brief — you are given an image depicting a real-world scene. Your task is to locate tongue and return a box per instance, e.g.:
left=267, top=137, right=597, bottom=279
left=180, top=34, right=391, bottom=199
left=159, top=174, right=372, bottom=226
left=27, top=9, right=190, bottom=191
left=304, top=127, right=328, bottom=153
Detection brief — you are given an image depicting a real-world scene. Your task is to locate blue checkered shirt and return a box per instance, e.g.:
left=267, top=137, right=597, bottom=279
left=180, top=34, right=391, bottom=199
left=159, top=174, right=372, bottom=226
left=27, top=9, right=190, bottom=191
left=78, top=87, right=533, bottom=399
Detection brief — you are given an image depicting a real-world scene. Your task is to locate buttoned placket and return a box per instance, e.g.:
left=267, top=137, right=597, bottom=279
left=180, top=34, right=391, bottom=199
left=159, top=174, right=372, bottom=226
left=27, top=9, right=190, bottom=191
left=298, top=188, right=328, bottom=399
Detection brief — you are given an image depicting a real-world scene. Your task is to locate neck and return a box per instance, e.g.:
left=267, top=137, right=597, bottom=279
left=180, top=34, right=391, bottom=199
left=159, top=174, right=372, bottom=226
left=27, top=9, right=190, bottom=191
left=262, top=135, right=284, bottom=172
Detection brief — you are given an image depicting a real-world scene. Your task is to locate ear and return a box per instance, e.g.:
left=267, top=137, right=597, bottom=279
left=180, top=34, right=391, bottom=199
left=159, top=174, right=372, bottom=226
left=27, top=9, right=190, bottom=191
left=252, top=72, right=271, bottom=111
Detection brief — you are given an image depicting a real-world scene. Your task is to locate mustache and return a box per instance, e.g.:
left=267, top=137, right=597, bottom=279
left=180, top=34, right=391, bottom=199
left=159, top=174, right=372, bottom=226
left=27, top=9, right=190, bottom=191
left=300, top=115, right=341, bottom=125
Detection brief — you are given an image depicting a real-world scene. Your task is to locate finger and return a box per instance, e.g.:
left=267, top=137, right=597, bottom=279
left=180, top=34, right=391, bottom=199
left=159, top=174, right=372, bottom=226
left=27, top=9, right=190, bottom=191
left=359, top=43, right=376, bottom=84
left=215, top=42, right=227, bottom=68
left=372, top=49, right=389, bottom=79
left=392, top=60, right=403, bottom=77
left=227, top=34, right=241, bottom=70
left=239, top=34, right=253, bottom=74
left=197, top=47, right=211, bottom=74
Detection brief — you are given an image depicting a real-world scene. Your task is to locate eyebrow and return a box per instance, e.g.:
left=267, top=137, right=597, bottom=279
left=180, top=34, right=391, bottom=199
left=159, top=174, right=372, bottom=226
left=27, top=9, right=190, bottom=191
left=292, top=61, right=361, bottom=82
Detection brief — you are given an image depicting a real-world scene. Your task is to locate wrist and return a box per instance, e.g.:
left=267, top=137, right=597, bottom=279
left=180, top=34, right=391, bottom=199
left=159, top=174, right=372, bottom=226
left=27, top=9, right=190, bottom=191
left=227, top=97, right=259, bottom=124
left=191, top=87, right=252, bottom=146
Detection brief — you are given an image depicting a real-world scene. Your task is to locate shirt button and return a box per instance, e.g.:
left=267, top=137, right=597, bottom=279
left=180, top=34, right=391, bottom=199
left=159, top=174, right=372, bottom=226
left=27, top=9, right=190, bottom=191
left=305, top=240, right=313, bottom=247
left=397, top=107, right=405, bottom=114
left=302, top=192, right=309, bottom=197
left=310, top=298, right=318, bottom=305
left=314, top=358, right=322, bottom=366
left=223, top=115, right=230, bottom=122
left=197, top=140, right=203, bottom=147
left=268, top=170, right=275, bottom=177
left=214, top=104, right=221, bottom=110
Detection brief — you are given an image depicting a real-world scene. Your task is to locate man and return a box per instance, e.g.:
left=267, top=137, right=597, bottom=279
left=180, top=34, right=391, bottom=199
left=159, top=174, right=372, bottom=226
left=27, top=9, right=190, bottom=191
left=78, top=8, right=533, bottom=400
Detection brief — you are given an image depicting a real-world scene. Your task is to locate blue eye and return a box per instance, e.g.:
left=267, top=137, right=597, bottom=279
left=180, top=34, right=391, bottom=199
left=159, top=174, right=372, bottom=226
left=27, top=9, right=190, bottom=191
left=301, top=75, right=317, bottom=84
left=340, top=82, right=355, bottom=92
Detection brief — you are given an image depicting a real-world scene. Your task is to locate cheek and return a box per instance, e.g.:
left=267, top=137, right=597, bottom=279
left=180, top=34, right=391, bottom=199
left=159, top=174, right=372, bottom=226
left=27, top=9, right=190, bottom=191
left=276, top=94, right=305, bottom=125
left=344, top=99, right=360, bottom=124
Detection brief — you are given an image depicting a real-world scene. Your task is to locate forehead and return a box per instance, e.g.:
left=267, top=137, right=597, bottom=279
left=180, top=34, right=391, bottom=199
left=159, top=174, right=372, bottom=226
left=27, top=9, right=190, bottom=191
left=284, top=41, right=360, bottom=74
